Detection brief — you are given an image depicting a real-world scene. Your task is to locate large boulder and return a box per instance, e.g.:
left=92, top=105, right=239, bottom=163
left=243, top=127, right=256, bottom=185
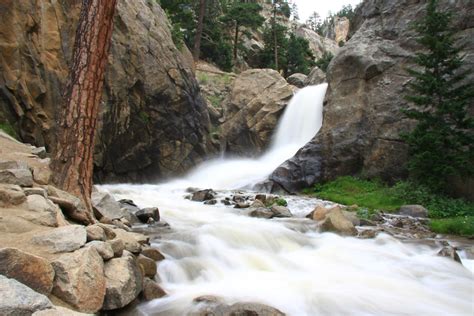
left=0, top=183, right=26, bottom=206
left=304, top=67, right=326, bottom=86
left=220, top=69, right=296, bottom=155
left=286, top=73, right=307, bottom=88
left=51, top=247, right=106, bottom=313
left=191, top=300, right=285, bottom=316
left=92, top=192, right=127, bottom=220
left=102, top=252, right=143, bottom=310
left=319, top=208, right=357, bottom=236
left=0, top=0, right=212, bottom=182
left=0, top=169, right=33, bottom=187
left=32, top=225, right=87, bottom=253
left=33, top=306, right=90, bottom=316
left=0, top=248, right=55, bottom=294
left=269, top=0, right=474, bottom=195
left=0, top=275, right=53, bottom=316
left=23, top=194, right=60, bottom=227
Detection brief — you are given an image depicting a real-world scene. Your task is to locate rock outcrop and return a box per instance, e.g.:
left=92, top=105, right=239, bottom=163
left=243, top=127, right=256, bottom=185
left=220, top=69, right=296, bottom=155
left=270, top=0, right=474, bottom=194
left=0, top=0, right=212, bottom=183
left=295, top=26, right=339, bottom=59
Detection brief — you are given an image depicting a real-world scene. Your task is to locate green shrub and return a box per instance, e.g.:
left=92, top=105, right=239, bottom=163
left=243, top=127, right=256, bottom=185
left=275, top=198, right=288, bottom=207
left=429, top=216, right=474, bottom=236
left=0, top=121, right=17, bottom=138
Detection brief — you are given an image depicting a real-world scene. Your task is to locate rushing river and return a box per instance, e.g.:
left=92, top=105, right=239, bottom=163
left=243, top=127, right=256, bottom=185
left=101, top=84, right=473, bottom=315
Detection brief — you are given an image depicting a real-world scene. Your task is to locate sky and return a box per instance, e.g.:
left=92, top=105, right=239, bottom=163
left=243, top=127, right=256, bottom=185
left=291, top=0, right=362, bottom=21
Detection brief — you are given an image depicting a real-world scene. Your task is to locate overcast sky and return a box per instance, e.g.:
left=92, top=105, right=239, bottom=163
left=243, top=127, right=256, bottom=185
left=291, top=0, right=362, bottom=21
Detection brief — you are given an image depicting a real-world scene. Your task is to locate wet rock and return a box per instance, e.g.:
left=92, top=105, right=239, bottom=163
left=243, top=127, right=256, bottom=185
left=137, top=254, right=157, bottom=278
left=51, top=247, right=105, bottom=313
left=371, top=213, right=384, bottom=222
left=135, top=207, right=160, bottom=223
left=102, top=252, right=143, bottom=310
left=92, top=192, right=127, bottom=220
left=287, top=73, right=307, bottom=88
left=0, top=183, right=26, bottom=206
left=221, top=199, right=232, bottom=206
left=249, top=208, right=274, bottom=219
left=141, top=278, right=166, bottom=301
left=107, top=239, right=125, bottom=258
left=438, top=246, right=462, bottom=263
left=0, top=275, right=53, bottom=315
left=271, top=205, right=292, bottom=218
left=306, top=205, right=330, bottom=221
left=0, top=248, right=55, bottom=294
left=112, top=229, right=147, bottom=254
left=0, top=169, right=33, bottom=187
left=32, top=225, right=87, bottom=253
left=304, top=66, right=326, bottom=85
left=232, top=195, right=247, bottom=203
left=86, top=224, right=106, bottom=241
left=25, top=195, right=59, bottom=227
left=359, top=218, right=376, bottom=226
left=204, top=199, right=217, bottom=205
left=141, top=247, right=165, bottom=261
left=86, top=241, right=114, bottom=261
left=192, top=189, right=216, bottom=202
left=398, top=205, right=428, bottom=218
left=191, top=301, right=285, bottom=316
left=255, top=194, right=267, bottom=204
left=320, top=208, right=357, bottom=236
left=234, top=202, right=250, bottom=209
left=342, top=210, right=360, bottom=226
left=250, top=199, right=265, bottom=208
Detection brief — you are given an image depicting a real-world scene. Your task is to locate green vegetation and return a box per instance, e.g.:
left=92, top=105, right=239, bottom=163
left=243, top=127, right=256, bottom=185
left=139, top=111, right=150, bottom=124
left=0, top=121, right=17, bottom=138
left=304, top=176, right=474, bottom=236
left=207, top=95, right=223, bottom=108
left=315, top=51, right=334, bottom=73
left=402, top=0, right=474, bottom=192
left=275, top=198, right=288, bottom=207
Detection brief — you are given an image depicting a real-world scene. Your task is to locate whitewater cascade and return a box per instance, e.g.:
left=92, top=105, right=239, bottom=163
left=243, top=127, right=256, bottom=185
left=101, top=83, right=473, bottom=316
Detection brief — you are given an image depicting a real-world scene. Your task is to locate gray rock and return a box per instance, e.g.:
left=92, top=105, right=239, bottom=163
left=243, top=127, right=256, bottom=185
left=86, top=241, right=114, bottom=261
left=135, top=207, right=160, bottom=223
left=192, top=189, right=216, bottom=202
left=32, top=167, right=51, bottom=185
left=271, top=205, right=292, bottom=218
left=0, top=160, right=28, bottom=170
left=51, top=247, right=105, bottom=313
left=190, top=301, right=285, bottom=316
left=234, top=202, right=250, bottom=209
left=102, top=253, right=143, bottom=310
left=304, top=66, right=326, bottom=85
left=107, top=239, right=125, bottom=258
left=32, top=225, right=87, bottom=253
left=249, top=208, right=274, bottom=219
left=438, top=246, right=462, bottom=263
left=31, top=147, right=47, bottom=159
left=86, top=224, right=106, bottom=241
left=398, top=205, right=428, bottom=218
left=0, top=275, right=52, bottom=316
left=92, top=192, right=127, bottom=220
left=33, top=306, right=89, bottom=316
left=286, top=73, right=307, bottom=88
left=23, top=187, right=48, bottom=198
left=0, top=183, right=26, bottom=206
left=24, top=195, right=59, bottom=227
left=0, top=169, right=33, bottom=187
left=112, top=229, right=147, bottom=254
left=0, top=247, right=55, bottom=294
left=141, top=278, right=166, bottom=301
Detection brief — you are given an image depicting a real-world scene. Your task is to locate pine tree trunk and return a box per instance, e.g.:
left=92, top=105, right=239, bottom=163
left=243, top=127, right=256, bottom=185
left=51, top=0, right=117, bottom=218
left=273, top=7, right=278, bottom=70
left=233, top=23, right=239, bottom=61
left=193, top=0, right=206, bottom=61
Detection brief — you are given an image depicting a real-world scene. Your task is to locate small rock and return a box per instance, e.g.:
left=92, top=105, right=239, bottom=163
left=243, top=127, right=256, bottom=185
left=0, top=248, right=55, bottom=294
left=371, top=212, right=384, bottom=222
left=102, top=253, right=143, bottom=310
left=398, top=205, right=428, bottom=218
left=249, top=208, right=274, bottom=219
left=221, top=199, right=231, bottom=205
left=31, top=147, right=47, bottom=159
left=25, top=195, right=59, bottom=227
left=51, top=247, right=105, bottom=313
left=0, top=183, right=26, bottom=206
left=287, top=73, right=307, bottom=88
left=0, top=169, right=33, bottom=187
left=113, top=229, right=147, bottom=254
left=141, top=278, right=166, bottom=301
left=306, top=205, right=330, bottom=221
left=141, top=247, right=165, bottom=261
left=33, top=167, right=51, bottom=185
left=191, top=189, right=215, bottom=202
left=438, top=246, right=462, bottom=263
left=86, top=224, right=106, bottom=241
left=320, top=208, right=357, bottom=236
left=92, top=192, right=127, bottom=220
left=234, top=202, right=250, bottom=209
left=33, top=306, right=89, bottom=316
left=359, top=218, right=376, bottom=226
left=32, top=225, right=87, bottom=253
left=135, top=207, right=160, bottom=223
left=97, top=223, right=117, bottom=239
left=358, top=229, right=378, bottom=239
left=0, top=159, right=28, bottom=170
left=23, top=187, right=47, bottom=197
left=112, top=219, right=131, bottom=231
left=137, top=254, right=157, bottom=278
left=0, top=275, right=53, bottom=315
left=232, top=195, right=246, bottom=203
left=203, top=199, right=217, bottom=205
left=86, top=241, right=114, bottom=261
left=271, top=205, right=292, bottom=218
left=107, top=239, right=125, bottom=258
left=254, top=194, right=267, bottom=204
left=250, top=199, right=265, bottom=208
left=120, top=217, right=132, bottom=228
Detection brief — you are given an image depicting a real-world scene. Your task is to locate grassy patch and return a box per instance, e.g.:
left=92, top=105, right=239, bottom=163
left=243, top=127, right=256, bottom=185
left=430, top=216, right=474, bottom=236
left=207, top=95, right=224, bottom=108
left=0, top=121, right=17, bottom=138
left=304, top=176, right=403, bottom=212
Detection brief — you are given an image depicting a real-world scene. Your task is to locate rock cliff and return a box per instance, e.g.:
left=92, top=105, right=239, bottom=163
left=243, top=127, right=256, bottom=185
left=270, top=0, right=474, bottom=195
left=0, top=0, right=212, bottom=183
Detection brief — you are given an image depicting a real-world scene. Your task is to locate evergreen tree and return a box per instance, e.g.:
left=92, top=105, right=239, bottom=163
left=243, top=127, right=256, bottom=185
left=221, top=2, right=265, bottom=61
left=286, top=34, right=315, bottom=76
left=259, top=23, right=288, bottom=72
left=306, top=12, right=321, bottom=32
left=402, top=0, right=474, bottom=191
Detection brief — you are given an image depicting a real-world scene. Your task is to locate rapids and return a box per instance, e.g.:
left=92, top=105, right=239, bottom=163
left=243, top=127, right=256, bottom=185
left=100, top=84, right=473, bottom=315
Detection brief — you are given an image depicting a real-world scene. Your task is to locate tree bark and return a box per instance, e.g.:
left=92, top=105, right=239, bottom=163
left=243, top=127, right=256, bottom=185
left=233, top=23, right=240, bottom=61
left=51, top=0, right=117, bottom=219
left=193, top=0, right=206, bottom=61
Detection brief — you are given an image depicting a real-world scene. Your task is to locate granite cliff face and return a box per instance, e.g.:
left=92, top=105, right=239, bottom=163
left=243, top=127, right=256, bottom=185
left=270, top=0, right=474, bottom=195
left=0, top=0, right=212, bottom=182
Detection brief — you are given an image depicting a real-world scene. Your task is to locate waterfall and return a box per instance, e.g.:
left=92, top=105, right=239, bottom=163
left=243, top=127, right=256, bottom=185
left=173, top=83, right=328, bottom=190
